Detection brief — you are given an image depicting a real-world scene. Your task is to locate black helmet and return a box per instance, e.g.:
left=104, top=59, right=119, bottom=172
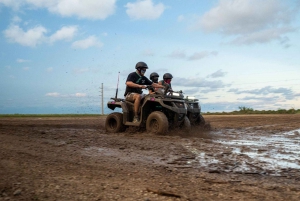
left=163, top=73, right=173, bottom=79
left=150, top=72, right=159, bottom=80
left=135, top=61, right=148, bottom=69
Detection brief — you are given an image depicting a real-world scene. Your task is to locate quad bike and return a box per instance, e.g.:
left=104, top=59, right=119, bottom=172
left=184, top=96, right=206, bottom=127
left=105, top=86, right=191, bottom=135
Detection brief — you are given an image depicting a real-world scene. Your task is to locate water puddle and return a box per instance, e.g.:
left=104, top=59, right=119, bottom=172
left=186, top=129, right=300, bottom=175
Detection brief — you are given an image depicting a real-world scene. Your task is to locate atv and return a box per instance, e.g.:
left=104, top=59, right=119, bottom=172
left=184, top=96, right=206, bottom=126
left=105, top=86, right=191, bottom=135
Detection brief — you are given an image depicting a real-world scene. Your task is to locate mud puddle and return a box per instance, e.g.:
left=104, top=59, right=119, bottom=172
left=186, top=129, right=300, bottom=176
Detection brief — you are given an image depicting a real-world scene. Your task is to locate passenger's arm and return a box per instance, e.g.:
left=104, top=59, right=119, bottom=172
left=152, top=82, right=164, bottom=88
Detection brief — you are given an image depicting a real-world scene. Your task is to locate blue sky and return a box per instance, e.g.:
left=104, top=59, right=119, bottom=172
left=1, top=0, right=300, bottom=114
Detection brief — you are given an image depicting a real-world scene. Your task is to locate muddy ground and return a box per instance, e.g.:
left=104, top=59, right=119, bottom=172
left=0, top=114, right=300, bottom=201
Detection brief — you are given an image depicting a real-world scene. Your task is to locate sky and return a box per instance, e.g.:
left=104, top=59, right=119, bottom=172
left=0, top=0, right=300, bottom=114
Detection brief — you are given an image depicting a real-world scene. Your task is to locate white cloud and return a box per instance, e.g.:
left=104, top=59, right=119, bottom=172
left=74, top=93, right=86, bottom=97
left=73, top=68, right=89, bottom=74
left=177, top=15, right=184, bottom=22
left=141, top=49, right=155, bottom=56
left=3, top=25, right=47, bottom=47
left=45, top=92, right=86, bottom=98
left=178, top=77, right=229, bottom=89
left=48, top=0, right=116, bottom=20
left=195, top=0, right=296, bottom=45
left=49, top=26, right=77, bottom=43
left=11, top=16, right=22, bottom=23
left=0, top=0, right=22, bottom=10
left=23, top=67, right=30, bottom=71
left=17, top=59, right=30, bottom=63
left=71, top=36, right=103, bottom=49
left=3, top=20, right=78, bottom=47
left=46, top=92, right=60, bottom=97
left=228, top=86, right=297, bottom=100
left=125, top=0, right=165, bottom=20
left=46, top=67, right=53, bottom=72
left=230, top=27, right=295, bottom=45
left=0, top=0, right=116, bottom=20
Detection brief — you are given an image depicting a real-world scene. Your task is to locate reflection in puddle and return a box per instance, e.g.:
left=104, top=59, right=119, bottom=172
left=186, top=129, right=300, bottom=175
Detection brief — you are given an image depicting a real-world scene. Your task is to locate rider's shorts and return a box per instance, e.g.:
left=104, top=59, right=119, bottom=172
left=125, top=93, right=136, bottom=102
left=125, top=93, right=145, bottom=102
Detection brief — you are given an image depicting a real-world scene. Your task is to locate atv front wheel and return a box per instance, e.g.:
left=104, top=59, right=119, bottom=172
left=105, top=112, right=126, bottom=133
left=146, top=111, right=168, bottom=135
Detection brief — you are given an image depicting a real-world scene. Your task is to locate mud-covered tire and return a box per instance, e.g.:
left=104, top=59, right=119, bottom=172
left=181, top=116, right=191, bottom=132
left=105, top=112, right=125, bottom=133
left=196, top=114, right=205, bottom=126
left=146, top=111, right=168, bottom=135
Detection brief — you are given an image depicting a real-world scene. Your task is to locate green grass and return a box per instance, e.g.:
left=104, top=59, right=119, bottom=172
left=204, top=107, right=300, bottom=115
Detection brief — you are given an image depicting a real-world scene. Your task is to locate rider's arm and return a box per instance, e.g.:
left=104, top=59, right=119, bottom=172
left=126, top=81, right=146, bottom=89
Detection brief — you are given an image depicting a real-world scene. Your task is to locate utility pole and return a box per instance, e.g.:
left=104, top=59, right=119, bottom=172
left=100, top=83, right=104, bottom=115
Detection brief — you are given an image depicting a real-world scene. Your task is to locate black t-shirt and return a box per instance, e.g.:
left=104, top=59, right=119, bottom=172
left=124, top=72, right=153, bottom=96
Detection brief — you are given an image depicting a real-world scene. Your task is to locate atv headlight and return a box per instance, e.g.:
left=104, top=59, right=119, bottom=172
left=174, top=102, right=185, bottom=108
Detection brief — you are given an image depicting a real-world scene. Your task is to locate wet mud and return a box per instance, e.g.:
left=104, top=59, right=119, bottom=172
left=1, top=114, right=300, bottom=200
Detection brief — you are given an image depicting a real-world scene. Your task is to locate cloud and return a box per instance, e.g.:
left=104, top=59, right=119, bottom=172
left=23, top=67, right=30, bottom=71
left=0, top=0, right=116, bottom=20
left=167, top=50, right=186, bottom=59
left=72, top=68, right=89, bottom=74
left=195, top=0, right=297, bottom=46
left=230, top=26, right=296, bottom=46
left=3, top=23, right=79, bottom=47
left=3, top=24, right=47, bottom=47
left=17, top=59, right=30, bottom=63
left=188, top=51, right=210, bottom=60
left=125, top=0, right=165, bottom=20
left=45, top=92, right=86, bottom=97
left=141, top=49, right=155, bottom=56
left=71, top=36, right=103, bottom=49
left=177, top=77, right=229, bottom=90
left=167, top=50, right=218, bottom=60
left=49, top=26, right=77, bottom=43
left=0, top=0, right=22, bottom=10
left=48, top=0, right=116, bottom=20
left=207, top=69, right=227, bottom=78
left=46, top=67, right=53, bottom=72
left=238, top=96, right=281, bottom=102
left=177, top=15, right=184, bottom=22
left=45, top=92, right=60, bottom=97
left=228, top=86, right=296, bottom=100
left=74, top=93, right=86, bottom=97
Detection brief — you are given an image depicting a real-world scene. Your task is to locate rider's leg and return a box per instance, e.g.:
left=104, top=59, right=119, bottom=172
left=133, top=93, right=141, bottom=117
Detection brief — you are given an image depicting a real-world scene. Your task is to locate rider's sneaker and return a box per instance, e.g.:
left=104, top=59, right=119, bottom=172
left=132, top=116, right=140, bottom=123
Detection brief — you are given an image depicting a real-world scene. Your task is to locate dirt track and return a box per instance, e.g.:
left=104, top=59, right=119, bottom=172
left=1, top=114, right=300, bottom=201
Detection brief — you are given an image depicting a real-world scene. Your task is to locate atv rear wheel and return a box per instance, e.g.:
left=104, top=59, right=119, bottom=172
left=181, top=116, right=191, bottom=132
left=195, top=114, right=205, bottom=126
left=146, top=111, right=168, bottom=135
left=105, top=112, right=126, bottom=133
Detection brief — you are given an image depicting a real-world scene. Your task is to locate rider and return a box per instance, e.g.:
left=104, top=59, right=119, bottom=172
left=124, top=62, right=164, bottom=123
left=148, top=72, right=159, bottom=94
left=158, top=73, right=173, bottom=91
